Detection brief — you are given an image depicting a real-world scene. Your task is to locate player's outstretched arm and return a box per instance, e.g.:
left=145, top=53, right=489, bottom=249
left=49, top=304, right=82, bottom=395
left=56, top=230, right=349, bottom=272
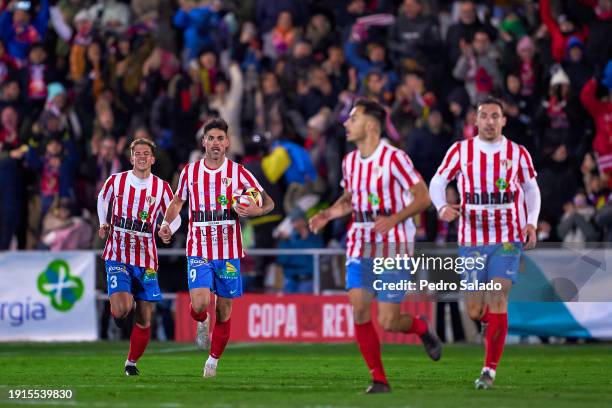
left=159, top=195, right=185, bottom=243
left=309, top=190, right=352, bottom=234
left=522, top=177, right=541, bottom=250
left=374, top=180, right=431, bottom=235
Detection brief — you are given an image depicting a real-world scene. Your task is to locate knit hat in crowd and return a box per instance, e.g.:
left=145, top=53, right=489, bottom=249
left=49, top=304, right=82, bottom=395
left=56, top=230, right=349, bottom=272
left=566, top=36, right=584, bottom=51
left=46, top=82, right=66, bottom=104
left=550, top=69, right=570, bottom=87
left=516, top=36, right=535, bottom=54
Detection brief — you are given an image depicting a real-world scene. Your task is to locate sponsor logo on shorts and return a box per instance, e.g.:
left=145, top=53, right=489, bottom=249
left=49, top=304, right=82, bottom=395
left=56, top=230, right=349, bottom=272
left=144, top=268, right=157, bottom=282
left=189, top=258, right=209, bottom=267
left=108, top=265, right=128, bottom=274
left=220, top=262, right=239, bottom=279
left=501, top=243, right=520, bottom=255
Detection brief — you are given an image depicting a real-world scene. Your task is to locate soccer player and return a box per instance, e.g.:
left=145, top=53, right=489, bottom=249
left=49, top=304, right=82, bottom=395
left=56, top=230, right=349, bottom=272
left=159, top=118, right=274, bottom=378
left=97, top=138, right=179, bottom=376
left=429, top=97, right=541, bottom=389
left=309, top=99, right=442, bottom=393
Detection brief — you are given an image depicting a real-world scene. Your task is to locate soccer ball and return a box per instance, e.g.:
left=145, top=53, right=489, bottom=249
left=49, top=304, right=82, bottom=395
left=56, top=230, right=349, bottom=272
left=232, top=187, right=263, bottom=208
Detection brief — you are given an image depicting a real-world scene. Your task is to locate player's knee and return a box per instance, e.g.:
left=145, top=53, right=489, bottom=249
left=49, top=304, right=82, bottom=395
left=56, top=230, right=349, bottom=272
left=216, top=304, right=232, bottom=322
left=488, top=293, right=508, bottom=311
left=191, top=300, right=209, bottom=314
left=377, top=314, right=397, bottom=332
left=352, top=306, right=370, bottom=324
left=111, top=305, right=130, bottom=319
left=467, top=304, right=483, bottom=321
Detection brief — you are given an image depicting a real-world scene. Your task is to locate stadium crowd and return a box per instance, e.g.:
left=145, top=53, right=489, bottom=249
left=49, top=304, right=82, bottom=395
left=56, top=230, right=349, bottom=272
left=0, top=0, right=611, bottom=292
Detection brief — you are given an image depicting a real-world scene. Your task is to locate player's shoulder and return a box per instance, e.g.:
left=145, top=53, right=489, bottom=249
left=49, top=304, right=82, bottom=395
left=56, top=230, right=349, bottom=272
left=504, top=137, right=532, bottom=156
left=109, top=170, right=130, bottom=180
left=385, top=143, right=413, bottom=163
left=152, top=174, right=172, bottom=188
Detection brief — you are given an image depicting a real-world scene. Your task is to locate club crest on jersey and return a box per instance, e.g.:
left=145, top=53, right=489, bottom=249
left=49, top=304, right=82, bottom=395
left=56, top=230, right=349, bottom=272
left=495, top=178, right=508, bottom=191
left=373, top=166, right=384, bottom=180
left=146, top=196, right=156, bottom=206
left=222, top=178, right=232, bottom=187
left=504, top=159, right=512, bottom=169
left=139, top=210, right=149, bottom=221
left=217, top=195, right=228, bottom=205
left=368, top=193, right=380, bottom=206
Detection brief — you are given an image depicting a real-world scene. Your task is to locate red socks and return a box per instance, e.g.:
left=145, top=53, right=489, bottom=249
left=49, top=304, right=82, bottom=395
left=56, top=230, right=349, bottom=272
left=128, top=324, right=151, bottom=363
left=484, top=312, right=508, bottom=370
left=210, top=318, right=231, bottom=359
left=405, top=316, right=427, bottom=336
left=190, top=305, right=208, bottom=322
left=354, top=321, right=388, bottom=384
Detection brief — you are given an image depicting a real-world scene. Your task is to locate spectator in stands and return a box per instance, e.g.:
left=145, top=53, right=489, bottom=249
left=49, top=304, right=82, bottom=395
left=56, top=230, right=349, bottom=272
left=502, top=35, right=543, bottom=101
left=584, top=0, right=612, bottom=71
left=580, top=62, right=612, bottom=185
left=209, top=62, right=245, bottom=157
left=297, top=66, right=336, bottom=121
left=277, top=207, right=324, bottom=294
left=344, top=38, right=396, bottom=87
left=535, top=69, right=581, bottom=153
left=453, top=29, right=502, bottom=104
left=40, top=197, right=92, bottom=250
left=263, top=11, right=299, bottom=59
left=0, top=0, right=50, bottom=63
left=387, top=0, right=442, bottom=71
left=446, top=0, right=493, bottom=66
left=557, top=192, right=599, bottom=245
left=256, top=0, right=308, bottom=35
left=0, top=105, right=25, bottom=249
left=21, top=43, right=58, bottom=115
left=24, top=135, right=78, bottom=218
left=562, top=36, right=593, bottom=100
left=539, top=0, right=589, bottom=63
left=538, top=144, right=581, bottom=227
left=406, top=109, right=451, bottom=184
left=173, top=0, right=222, bottom=62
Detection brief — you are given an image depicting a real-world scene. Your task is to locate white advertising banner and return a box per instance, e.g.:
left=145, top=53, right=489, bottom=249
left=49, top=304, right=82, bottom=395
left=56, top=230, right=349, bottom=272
left=0, top=251, right=97, bottom=341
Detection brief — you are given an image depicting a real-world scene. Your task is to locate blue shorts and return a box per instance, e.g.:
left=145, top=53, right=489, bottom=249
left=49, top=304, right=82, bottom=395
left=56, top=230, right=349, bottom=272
left=345, top=257, right=411, bottom=303
left=186, top=257, right=242, bottom=298
left=105, top=260, right=162, bottom=302
left=458, top=242, right=523, bottom=285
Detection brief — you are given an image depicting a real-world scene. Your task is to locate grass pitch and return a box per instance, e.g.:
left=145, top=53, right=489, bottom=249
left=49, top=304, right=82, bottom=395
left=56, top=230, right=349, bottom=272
left=0, top=342, right=610, bottom=408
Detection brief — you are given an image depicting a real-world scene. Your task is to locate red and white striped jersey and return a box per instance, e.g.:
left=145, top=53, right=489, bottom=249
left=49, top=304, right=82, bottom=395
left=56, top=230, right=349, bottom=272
left=99, top=171, right=173, bottom=270
left=435, top=136, right=537, bottom=245
left=341, top=139, right=422, bottom=258
left=176, top=157, right=263, bottom=259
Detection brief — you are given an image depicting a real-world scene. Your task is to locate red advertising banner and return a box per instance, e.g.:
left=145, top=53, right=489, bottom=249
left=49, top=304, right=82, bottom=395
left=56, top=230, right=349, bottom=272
left=175, top=293, right=432, bottom=344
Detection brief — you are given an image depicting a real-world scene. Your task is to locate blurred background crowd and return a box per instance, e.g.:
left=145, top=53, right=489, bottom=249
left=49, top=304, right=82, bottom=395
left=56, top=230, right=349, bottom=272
left=0, top=0, right=611, bottom=294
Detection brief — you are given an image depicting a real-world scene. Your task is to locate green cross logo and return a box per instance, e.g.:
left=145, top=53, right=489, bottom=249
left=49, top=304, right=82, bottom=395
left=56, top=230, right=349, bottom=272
left=37, top=259, right=84, bottom=312
left=217, top=195, right=228, bottom=205
left=495, top=178, right=508, bottom=191
left=139, top=210, right=149, bottom=221
left=368, top=193, right=380, bottom=206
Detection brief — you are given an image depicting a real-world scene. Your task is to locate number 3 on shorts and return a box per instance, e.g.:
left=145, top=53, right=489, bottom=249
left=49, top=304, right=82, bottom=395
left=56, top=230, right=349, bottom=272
left=110, top=275, right=118, bottom=289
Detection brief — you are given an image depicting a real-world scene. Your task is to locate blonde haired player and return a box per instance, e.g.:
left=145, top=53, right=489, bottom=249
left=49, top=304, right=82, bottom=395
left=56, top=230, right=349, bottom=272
left=98, top=138, right=179, bottom=376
